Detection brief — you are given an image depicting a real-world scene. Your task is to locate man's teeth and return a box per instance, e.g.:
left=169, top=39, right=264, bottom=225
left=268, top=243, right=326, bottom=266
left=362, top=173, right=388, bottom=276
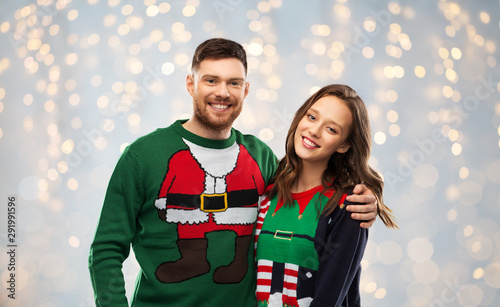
left=303, top=137, right=318, bottom=147
left=211, top=104, right=229, bottom=110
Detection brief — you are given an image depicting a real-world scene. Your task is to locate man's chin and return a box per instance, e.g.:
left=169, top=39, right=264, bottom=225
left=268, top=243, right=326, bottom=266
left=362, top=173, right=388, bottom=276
left=198, top=115, right=234, bottom=131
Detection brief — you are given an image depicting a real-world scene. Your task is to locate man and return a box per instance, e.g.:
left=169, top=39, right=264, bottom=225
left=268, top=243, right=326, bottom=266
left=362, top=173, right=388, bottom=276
left=89, top=38, right=378, bottom=306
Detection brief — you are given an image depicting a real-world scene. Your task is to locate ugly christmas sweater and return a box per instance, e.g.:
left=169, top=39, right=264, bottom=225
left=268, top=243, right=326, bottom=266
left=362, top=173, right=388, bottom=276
left=255, top=185, right=368, bottom=307
left=89, top=119, right=277, bottom=307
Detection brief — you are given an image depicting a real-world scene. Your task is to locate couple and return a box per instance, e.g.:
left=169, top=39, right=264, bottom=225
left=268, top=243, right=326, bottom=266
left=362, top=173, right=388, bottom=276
left=89, top=38, right=396, bottom=306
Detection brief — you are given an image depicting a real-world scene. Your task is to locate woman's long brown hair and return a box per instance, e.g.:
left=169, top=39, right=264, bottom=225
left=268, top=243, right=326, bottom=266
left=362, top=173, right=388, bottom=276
left=267, top=84, right=397, bottom=228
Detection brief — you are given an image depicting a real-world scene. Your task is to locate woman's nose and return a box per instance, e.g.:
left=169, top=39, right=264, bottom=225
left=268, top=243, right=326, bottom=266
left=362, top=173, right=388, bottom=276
left=309, top=124, right=321, bottom=137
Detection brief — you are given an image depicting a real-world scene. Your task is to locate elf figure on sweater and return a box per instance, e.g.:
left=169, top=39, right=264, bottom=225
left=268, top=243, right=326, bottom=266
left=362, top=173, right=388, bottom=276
left=154, top=138, right=265, bottom=284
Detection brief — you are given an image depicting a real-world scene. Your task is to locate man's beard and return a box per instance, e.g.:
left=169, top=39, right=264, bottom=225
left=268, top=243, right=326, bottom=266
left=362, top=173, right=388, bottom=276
left=192, top=98, right=242, bottom=132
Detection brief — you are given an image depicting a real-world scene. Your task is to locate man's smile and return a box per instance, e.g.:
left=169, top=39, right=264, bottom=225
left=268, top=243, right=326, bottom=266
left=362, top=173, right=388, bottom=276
left=209, top=103, right=230, bottom=110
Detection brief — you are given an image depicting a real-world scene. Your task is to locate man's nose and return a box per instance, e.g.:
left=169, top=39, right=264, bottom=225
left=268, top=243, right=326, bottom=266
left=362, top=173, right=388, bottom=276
left=215, top=83, right=230, bottom=98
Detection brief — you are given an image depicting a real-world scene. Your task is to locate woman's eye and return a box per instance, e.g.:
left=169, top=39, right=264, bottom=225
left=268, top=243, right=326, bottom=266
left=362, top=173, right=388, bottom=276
left=307, top=114, right=315, bottom=120
left=328, top=127, right=337, bottom=134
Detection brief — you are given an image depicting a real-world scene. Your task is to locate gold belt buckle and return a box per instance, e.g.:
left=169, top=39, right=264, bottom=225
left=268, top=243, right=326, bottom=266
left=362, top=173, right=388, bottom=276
left=200, top=193, right=228, bottom=212
left=274, top=230, right=293, bottom=241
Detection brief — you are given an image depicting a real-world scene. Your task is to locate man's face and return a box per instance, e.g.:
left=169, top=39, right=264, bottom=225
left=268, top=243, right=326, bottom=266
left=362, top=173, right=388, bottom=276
left=186, top=58, right=249, bottom=132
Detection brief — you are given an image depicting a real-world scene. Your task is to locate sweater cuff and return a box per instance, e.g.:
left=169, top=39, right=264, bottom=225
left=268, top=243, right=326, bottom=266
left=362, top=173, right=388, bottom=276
left=155, top=197, right=166, bottom=210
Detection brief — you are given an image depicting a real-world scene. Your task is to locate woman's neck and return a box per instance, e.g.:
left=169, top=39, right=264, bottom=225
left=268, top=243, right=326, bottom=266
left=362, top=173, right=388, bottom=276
left=292, top=162, right=327, bottom=193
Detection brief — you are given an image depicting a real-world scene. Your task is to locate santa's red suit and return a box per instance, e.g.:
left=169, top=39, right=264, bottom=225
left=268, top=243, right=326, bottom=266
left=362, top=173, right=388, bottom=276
left=155, top=139, right=265, bottom=239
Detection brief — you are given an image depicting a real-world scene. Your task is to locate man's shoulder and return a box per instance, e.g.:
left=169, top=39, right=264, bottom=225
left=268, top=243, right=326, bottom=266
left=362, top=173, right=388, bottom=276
left=233, top=129, right=272, bottom=151
left=131, top=125, right=175, bottom=145
left=125, top=124, right=179, bottom=156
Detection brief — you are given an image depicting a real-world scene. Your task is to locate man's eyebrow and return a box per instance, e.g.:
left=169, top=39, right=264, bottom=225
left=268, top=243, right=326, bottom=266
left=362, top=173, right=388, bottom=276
left=201, top=74, right=245, bottom=82
left=201, top=74, right=219, bottom=79
left=230, top=77, right=246, bottom=82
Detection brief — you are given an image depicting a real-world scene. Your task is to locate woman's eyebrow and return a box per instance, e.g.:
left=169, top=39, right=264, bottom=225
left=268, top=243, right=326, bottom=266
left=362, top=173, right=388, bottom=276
left=309, top=107, right=344, bottom=132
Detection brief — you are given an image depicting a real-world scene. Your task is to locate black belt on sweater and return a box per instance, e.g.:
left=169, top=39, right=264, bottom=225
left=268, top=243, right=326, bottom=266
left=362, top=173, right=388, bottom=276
left=260, top=230, right=315, bottom=242
left=167, top=189, right=258, bottom=212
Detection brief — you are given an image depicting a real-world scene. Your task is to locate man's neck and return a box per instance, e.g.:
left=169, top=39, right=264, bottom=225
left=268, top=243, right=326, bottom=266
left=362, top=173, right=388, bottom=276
left=182, top=118, right=232, bottom=140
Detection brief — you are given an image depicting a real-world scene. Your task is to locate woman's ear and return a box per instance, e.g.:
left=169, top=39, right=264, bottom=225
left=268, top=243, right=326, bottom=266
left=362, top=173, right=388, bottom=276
left=336, top=143, right=350, bottom=154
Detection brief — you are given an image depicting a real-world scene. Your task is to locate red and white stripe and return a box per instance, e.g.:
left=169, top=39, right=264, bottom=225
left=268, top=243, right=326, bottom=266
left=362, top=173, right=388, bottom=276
left=256, top=259, right=273, bottom=302
left=282, top=262, right=299, bottom=305
left=256, top=259, right=300, bottom=305
left=254, top=195, right=271, bottom=251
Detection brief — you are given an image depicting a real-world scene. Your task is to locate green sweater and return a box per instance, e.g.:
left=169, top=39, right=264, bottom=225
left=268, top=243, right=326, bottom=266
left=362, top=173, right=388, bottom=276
left=255, top=186, right=368, bottom=306
left=89, top=120, right=277, bottom=306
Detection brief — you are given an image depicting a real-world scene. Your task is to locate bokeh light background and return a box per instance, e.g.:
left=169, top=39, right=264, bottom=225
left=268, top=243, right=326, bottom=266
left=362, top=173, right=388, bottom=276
left=1, top=0, right=500, bottom=306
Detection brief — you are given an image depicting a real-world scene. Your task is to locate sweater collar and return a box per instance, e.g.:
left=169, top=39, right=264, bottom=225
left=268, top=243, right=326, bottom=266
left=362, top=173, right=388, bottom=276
left=173, top=119, right=237, bottom=149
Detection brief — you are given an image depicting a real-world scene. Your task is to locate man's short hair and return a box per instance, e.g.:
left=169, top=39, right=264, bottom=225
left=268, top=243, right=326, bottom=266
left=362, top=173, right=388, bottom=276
left=191, top=38, right=247, bottom=75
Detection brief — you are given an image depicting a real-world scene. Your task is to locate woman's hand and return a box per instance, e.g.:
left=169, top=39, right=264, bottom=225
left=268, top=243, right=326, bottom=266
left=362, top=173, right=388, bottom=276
left=345, top=184, right=378, bottom=228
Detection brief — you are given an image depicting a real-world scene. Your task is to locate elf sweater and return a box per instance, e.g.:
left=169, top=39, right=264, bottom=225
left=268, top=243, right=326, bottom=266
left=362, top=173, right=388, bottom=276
left=254, top=185, right=368, bottom=307
left=89, top=119, right=277, bottom=306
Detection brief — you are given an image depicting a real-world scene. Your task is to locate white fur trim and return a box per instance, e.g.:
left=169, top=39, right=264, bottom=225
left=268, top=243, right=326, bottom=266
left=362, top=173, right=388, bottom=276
left=297, top=297, right=313, bottom=307
left=182, top=138, right=239, bottom=177
left=268, top=293, right=283, bottom=307
left=155, top=198, right=166, bottom=210
left=166, top=208, right=209, bottom=224
left=213, top=207, right=258, bottom=225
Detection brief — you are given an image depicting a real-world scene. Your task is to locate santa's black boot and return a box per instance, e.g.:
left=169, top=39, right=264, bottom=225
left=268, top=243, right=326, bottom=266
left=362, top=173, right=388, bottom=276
left=155, top=238, right=210, bottom=283
left=213, top=235, right=252, bottom=284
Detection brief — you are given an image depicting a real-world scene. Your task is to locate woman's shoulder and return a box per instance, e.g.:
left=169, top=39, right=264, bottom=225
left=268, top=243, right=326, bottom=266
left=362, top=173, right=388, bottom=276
left=338, top=191, right=354, bottom=210
left=321, top=189, right=354, bottom=218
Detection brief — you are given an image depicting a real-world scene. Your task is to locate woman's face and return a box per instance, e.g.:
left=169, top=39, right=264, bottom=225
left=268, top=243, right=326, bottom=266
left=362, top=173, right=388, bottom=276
left=294, top=95, right=353, bottom=170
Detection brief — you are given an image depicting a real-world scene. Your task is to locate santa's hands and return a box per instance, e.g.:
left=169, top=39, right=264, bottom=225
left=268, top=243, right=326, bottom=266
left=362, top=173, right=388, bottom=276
left=158, top=209, right=166, bottom=221
left=346, top=184, right=378, bottom=229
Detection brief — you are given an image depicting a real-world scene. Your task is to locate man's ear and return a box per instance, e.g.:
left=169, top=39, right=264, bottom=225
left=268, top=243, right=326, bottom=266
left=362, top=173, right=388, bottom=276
left=336, top=142, right=350, bottom=154
left=244, top=81, right=250, bottom=99
left=186, top=74, right=195, bottom=97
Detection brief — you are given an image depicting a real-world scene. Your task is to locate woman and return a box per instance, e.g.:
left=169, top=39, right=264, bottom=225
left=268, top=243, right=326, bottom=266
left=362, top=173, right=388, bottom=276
left=254, top=84, right=397, bottom=307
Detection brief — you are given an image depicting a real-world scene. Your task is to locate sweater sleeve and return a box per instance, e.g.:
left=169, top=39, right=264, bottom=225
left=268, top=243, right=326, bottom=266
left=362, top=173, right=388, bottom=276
left=254, top=187, right=273, bottom=252
left=311, top=199, right=368, bottom=307
left=266, top=147, right=278, bottom=185
left=88, top=147, right=144, bottom=306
